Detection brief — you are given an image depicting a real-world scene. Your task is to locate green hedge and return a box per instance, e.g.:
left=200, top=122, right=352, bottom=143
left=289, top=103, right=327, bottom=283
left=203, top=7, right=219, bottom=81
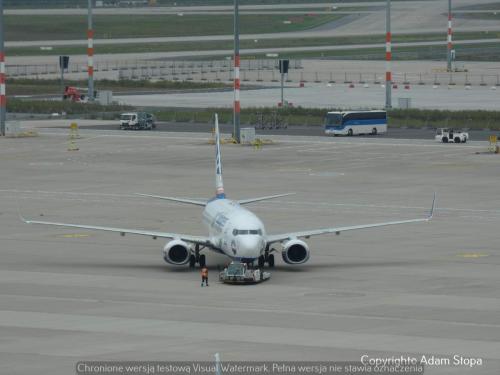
left=7, top=98, right=131, bottom=115
left=7, top=78, right=230, bottom=96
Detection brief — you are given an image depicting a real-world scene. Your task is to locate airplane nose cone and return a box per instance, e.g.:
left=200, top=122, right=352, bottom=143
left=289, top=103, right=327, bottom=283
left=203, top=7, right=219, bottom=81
left=238, top=236, right=263, bottom=257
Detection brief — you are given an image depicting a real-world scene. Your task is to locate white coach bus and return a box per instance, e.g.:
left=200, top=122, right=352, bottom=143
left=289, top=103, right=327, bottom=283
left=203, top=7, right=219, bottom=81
left=324, top=110, right=387, bottom=136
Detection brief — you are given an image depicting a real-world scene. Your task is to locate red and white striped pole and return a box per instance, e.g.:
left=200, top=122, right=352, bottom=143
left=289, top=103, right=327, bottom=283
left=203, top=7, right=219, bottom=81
left=233, top=0, right=240, bottom=143
left=234, top=53, right=240, bottom=126
left=0, top=0, right=6, bottom=136
left=87, top=0, right=94, bottom=101
left=385, top=0, right=392, bottom=109
left=447, top=0, right=453, bottom=72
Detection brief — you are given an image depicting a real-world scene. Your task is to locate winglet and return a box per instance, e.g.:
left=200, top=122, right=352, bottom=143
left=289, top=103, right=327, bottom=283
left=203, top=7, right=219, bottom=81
left=428, top=192, right=436, bottom=220
left=16, top=198, right=30, bottom=224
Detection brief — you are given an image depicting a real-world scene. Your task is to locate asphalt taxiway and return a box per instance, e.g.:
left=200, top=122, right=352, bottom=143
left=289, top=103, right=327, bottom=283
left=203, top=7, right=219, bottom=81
left=0, top=128, right=499, bottom=374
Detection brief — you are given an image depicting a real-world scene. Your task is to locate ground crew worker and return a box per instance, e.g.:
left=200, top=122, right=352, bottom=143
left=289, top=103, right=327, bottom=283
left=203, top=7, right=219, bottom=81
left=201, top=266, right=209, bottom=287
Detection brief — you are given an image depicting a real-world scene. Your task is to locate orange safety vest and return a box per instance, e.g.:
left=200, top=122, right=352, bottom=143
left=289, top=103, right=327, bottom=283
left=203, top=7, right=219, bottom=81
left=201, top=268, right=208, bottom=277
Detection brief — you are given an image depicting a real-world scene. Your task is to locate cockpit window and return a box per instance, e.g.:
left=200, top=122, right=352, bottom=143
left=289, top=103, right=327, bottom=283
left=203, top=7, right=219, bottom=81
left=233, top=229, right=262, bottom=235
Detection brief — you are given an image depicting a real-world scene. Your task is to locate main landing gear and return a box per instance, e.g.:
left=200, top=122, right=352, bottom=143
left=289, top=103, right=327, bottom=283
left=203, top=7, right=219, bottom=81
left=189, top=244, right=206, bottom=268
left=258, top=247, right=276, bottom=268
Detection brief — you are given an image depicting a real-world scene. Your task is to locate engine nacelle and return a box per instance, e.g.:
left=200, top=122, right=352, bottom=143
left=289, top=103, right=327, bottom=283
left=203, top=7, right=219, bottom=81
left=163, top=240, right=191, bottom=265
left=281, top=239, right=310, bottom=265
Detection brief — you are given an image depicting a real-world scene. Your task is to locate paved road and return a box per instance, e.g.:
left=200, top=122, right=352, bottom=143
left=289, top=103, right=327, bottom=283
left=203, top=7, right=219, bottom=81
left=9, top=38, right=500, bottom=65
left=64, top=122, right=498, bottom=142
left=4, top=2, right=378, bottom=14
left=114, top=84, right=500, bottom=111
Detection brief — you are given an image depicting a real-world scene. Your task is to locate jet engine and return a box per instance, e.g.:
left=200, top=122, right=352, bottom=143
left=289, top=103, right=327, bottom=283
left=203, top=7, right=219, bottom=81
left=163, top=240, right=191, bottom=265
left=281, top=239, right=310, bottom=264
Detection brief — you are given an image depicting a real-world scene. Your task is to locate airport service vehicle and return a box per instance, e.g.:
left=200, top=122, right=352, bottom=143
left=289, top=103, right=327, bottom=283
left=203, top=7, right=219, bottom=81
left=146, top=113, right=156, bottom=129
left=23, top=114, right=435, bottom=274
left=120, top=112, right=153, bottom=130
left=325, top=110, right=387, bottom=136
left=435, top=128, right=468, bottom=143
left=219, top=262, right=271, bottom=284
left=63, top=86, right=87, bottom=102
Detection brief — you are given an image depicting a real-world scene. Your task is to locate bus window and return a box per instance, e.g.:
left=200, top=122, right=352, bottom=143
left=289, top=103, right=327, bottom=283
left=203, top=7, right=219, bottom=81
left=325, top=113, right=342, bottom=126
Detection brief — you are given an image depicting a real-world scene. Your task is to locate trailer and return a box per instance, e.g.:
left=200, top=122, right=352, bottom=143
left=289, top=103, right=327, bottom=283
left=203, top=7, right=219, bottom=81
left=219, top=262, right=271, bottom=284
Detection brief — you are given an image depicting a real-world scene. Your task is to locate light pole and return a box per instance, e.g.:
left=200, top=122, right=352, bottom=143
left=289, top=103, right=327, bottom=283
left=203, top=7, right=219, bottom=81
left=385, top=0, right=392, bottom=109
left=0, top=0, right=6, bottom=136
left=87, top=0, right=94, bottom=101
left=233, top=0, right=240, bottom=143
left=447, top=0, right=453, bottom=72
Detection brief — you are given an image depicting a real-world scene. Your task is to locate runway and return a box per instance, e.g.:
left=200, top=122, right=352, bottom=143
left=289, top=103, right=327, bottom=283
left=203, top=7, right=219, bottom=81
left=0, top=128, right=499, bottom=374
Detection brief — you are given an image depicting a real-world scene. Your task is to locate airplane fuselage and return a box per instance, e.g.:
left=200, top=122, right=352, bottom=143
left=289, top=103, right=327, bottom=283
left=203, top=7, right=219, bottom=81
left=202, top=198, right=266, bottom=262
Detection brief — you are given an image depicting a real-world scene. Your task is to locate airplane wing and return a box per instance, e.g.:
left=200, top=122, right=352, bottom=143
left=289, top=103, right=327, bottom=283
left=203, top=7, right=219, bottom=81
left=237, top=193, right=295, bottom=205
left=135, top=193, right=206, bottom=207
left=21, top=217, right=211, bottom=245
left=266, top=194, right=435, bottom=245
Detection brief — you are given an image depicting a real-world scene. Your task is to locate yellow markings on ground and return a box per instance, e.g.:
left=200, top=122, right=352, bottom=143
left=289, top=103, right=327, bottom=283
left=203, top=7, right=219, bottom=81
left=457, top=253, right=490, bottom=259
left=59, top=233, right=90, bottom=239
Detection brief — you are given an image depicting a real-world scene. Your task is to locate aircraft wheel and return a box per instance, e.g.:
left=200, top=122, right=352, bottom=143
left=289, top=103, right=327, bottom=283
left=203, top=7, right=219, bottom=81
left=268, top=254, right=275, bottom=268
left=189, top=255, right=196, bottom=268
left=199, top=254, right=206, bottom=268
left=258, top=255, right=265, bottom=268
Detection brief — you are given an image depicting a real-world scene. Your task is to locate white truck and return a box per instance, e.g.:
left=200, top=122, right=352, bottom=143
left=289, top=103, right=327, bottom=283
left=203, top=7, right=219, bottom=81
left=435, top=128, right=469, bottom=143
left=119, top=112, right=155, bottom=130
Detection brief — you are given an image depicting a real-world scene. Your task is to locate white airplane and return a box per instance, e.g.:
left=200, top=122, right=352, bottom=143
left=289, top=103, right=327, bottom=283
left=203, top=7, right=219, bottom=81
left=23, top=114, right=435, bottom=269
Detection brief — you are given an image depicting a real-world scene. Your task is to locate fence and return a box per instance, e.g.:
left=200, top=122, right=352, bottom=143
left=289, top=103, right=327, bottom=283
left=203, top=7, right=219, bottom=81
left=7, top=59, right=500, bottom=87
left=7, top=59, right=302, bottom=78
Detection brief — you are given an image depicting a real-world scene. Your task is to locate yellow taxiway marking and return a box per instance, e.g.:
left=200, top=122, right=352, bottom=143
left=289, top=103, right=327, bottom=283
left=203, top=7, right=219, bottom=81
left=457, top=253, right=490, bottom=259
left=59, top=234, right=90, bottom=238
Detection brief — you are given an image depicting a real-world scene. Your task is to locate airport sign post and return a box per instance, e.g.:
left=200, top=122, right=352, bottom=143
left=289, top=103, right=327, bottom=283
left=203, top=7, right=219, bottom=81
left=59, top=56, right=69, bottom=99
left=279, top=59, right=289, bottom=107
left=0, top=0, right=5, bottom=136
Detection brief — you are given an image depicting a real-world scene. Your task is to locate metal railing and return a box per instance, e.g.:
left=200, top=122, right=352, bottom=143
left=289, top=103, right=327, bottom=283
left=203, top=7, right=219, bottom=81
left=7, top=59, right=500, bottom=87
